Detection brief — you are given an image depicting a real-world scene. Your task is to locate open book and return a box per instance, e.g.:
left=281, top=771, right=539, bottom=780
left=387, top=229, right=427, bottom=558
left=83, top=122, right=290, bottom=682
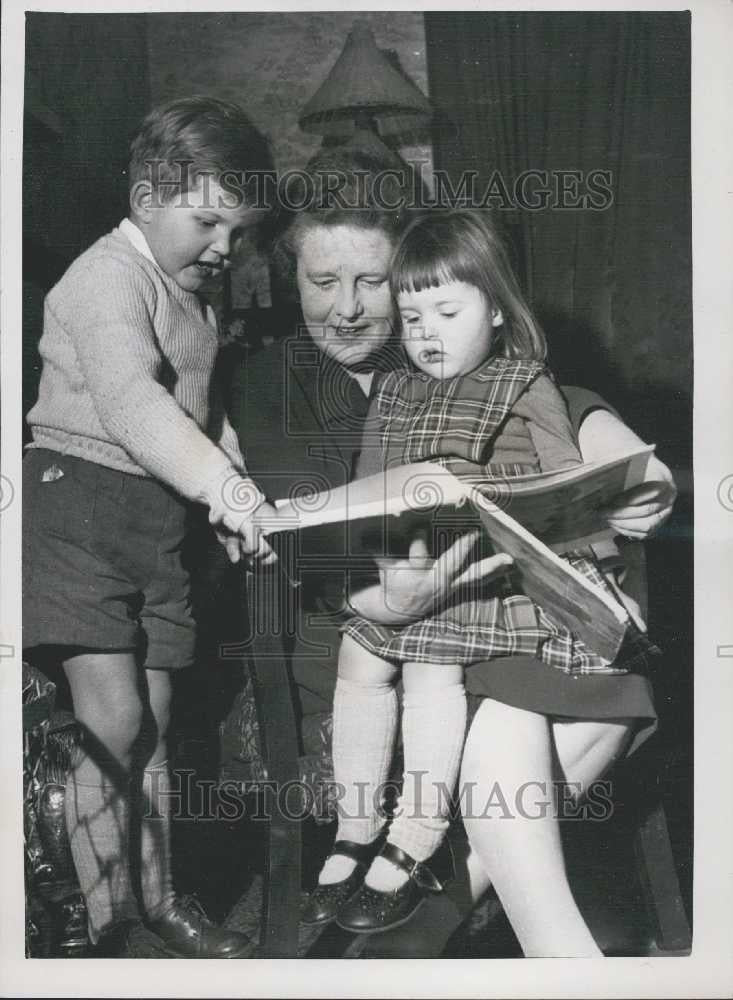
left=266, top=446, right=657, bottom=661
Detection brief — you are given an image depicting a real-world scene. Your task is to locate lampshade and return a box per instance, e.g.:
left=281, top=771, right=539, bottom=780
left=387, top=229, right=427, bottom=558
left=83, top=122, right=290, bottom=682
left=299, top=22, right=432, bottom=135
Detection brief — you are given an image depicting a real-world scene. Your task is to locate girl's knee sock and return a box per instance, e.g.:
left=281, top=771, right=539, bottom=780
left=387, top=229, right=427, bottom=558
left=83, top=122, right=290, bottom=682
left=320, top=675, right=398, bottom=885
left=367, top=681, right=466, bottom=892
left=64, top=756, right=139, bottom=943
left=136, top=760, right=176, bottom=921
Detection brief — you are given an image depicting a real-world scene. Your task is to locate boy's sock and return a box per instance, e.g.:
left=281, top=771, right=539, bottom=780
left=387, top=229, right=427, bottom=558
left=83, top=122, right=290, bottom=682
left=365, top=680, right=466, bottom=892
left=137, top=760, right=177, bottom=921
left=319, top=676, right=398, bottom=885
left=64, top=756, right=139, bottom=943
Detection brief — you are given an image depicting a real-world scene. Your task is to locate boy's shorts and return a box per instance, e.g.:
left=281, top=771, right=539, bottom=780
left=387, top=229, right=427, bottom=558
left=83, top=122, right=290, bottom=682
left=23, top=449, right=196, bottom=670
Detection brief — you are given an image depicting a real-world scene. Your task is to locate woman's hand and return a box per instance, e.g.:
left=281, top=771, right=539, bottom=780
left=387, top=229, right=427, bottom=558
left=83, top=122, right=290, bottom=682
left=577, top=408, right=677, bottom=541
left=600, top=454, right=677, bottom=540
left=347, top=530, right=513, bottom=624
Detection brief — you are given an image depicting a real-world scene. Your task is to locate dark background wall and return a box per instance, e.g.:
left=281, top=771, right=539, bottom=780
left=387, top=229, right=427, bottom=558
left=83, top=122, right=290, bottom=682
left=23, top=13, right=150, bottom=423
left=23, top=11, right=691, bottom=462
left=425, top=12, right=691, bottom=462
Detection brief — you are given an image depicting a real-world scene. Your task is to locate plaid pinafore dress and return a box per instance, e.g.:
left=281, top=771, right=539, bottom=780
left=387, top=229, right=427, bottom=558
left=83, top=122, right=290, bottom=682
left=342, top=358, right=655, bottom=676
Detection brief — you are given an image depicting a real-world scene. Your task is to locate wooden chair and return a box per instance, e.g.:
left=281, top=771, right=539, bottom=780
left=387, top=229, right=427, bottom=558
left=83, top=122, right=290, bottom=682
left=611, top=539, right=691, bottom=953
left=245, top=540, right=304, bottom=958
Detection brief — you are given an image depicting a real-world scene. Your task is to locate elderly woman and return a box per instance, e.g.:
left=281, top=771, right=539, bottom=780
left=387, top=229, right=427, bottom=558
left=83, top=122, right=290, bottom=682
left=229, top=151, right=676, bottom=957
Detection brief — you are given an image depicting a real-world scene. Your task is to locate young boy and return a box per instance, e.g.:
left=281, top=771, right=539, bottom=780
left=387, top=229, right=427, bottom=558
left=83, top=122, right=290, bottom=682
left=23, top=96, right=276, bottom=957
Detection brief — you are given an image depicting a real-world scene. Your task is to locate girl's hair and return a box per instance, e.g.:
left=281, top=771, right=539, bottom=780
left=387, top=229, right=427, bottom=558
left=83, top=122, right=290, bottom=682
left=390, top=210, right=547, bottom=362
left=271, top=147, right=420, bottom=299
left=128, top=95, right=273, bottom=203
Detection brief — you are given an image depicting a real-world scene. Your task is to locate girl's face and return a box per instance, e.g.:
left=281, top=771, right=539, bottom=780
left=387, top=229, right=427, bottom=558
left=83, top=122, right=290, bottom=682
left=295, top=224, right=395, bottom=368
left=398, top=280, right=503, bottom=379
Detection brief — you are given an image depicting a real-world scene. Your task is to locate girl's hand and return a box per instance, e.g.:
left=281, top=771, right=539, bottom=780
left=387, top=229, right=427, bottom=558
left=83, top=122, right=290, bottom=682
left=348, top=530, right=513, bottom=624
left=600, top=455, right=677, bottom=540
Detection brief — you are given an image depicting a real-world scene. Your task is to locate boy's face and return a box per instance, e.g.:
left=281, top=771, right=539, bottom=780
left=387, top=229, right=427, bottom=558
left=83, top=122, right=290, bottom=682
left=136, top=177, right=266, bottom=294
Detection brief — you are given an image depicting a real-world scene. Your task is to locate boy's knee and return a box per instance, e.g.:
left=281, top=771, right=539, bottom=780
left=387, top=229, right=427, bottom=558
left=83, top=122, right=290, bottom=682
left=78, top=696, right=145, bottom=761
left=110, top=699, right=146, bottom=751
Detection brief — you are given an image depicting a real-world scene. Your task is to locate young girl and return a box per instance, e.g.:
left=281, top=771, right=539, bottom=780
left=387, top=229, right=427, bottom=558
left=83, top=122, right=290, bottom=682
left=302, top=209, right=655, bottom=935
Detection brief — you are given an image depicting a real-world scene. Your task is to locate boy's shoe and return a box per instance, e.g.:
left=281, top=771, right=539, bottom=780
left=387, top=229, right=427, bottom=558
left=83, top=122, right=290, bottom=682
left=146, top=896, right=251, bottom=958
left=301, top=836, right=386, bottom=927
left=335, top=840, right=454, bottom=935
left=93, top=919, right=170, bottom=958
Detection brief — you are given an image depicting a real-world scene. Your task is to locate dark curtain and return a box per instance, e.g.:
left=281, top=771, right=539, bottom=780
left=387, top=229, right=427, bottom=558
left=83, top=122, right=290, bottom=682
left=425, top=10, right=693, bottom=922
left=424, top=12, right=691, bottom=462
left=24, top=13, right=151, bottom=268
left=23, top=13, right=151, bottom=429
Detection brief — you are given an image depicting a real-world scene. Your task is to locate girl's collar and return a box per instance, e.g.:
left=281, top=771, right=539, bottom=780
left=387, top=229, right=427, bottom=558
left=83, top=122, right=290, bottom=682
left=403, top=353, right=542, bottom=382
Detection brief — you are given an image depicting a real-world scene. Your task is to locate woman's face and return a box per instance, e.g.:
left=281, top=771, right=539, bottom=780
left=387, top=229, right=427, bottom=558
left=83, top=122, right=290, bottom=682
left=295, top=224, right=395, bottom=367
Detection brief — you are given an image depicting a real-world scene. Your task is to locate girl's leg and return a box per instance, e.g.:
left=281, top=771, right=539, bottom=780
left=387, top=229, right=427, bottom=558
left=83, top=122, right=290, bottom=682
left=320, top=635, right=399, bottom=884
left=63, top=651, right=144, bottom=943
left=460, top=700, right=631, bottom=957
left=368, top=661, right=466, bottom=891
left=359, top=710, right=631, bottom=957
left=355, top=827, right=492, bottom=957
left=133, top=667, right=176, bottom=921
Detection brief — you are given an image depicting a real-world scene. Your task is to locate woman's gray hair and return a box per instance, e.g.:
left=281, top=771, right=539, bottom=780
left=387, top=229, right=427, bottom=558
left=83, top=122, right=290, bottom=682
left=270, top=147, right=423, bottom=299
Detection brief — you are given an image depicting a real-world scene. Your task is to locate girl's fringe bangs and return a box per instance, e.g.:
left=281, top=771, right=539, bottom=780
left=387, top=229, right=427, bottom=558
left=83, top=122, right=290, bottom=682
left=391, top=249, right=465, bottom=296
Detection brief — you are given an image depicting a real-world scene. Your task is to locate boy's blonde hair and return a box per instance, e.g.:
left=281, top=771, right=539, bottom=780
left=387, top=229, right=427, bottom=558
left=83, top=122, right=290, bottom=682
left=128, top=95, right=273, bottom=204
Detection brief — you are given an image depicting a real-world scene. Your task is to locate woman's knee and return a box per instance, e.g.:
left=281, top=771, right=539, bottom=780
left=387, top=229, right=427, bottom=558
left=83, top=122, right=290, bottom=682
left=461, top=699, right=539, bottom=776
left=552, top=718, right=634, bottom=788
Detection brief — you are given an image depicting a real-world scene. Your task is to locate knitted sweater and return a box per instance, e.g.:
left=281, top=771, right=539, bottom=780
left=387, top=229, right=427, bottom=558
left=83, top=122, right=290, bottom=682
left=27, top=221, right=250, bottom=510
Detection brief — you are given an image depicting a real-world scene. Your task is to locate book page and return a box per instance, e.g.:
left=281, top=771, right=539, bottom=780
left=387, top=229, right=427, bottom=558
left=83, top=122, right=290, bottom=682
left=471, top=498, right=629, bottom=660
left=474, top=447, right=656, bottom=545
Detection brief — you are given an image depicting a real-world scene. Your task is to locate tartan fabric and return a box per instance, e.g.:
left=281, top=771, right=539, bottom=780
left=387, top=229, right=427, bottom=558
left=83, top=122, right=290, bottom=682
left=376, top=357, right=546, bottom=477
left=343, top=553, right=657, bottom=675
left=345, top=358, right=655, bottom=677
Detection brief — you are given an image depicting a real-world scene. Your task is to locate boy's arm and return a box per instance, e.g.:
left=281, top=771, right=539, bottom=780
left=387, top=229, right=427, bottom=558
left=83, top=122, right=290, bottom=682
left=58, top=258, right=264, bottom=524
left=204, top=302, right=248, bottom=473
left=217, top=415, right=247, bottom=471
